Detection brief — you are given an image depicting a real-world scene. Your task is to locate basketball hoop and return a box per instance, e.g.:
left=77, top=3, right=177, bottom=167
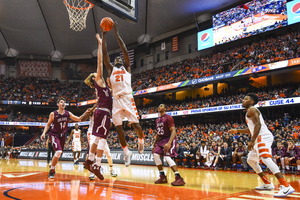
left=63, top=0, right=94, bottom=31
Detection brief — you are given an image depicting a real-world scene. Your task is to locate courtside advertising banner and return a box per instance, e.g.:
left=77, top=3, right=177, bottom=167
left=197, top=28, right=214, bottom=51
left=18, top=150, right=163, bottom=166
left=287, top=0, right=300, bottom=25
left=142, top=97, right=300, bottom=119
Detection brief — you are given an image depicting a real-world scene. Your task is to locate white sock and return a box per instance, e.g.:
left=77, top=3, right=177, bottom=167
left=297, top=165, right=300, bottom=170
left=96, top=157, right=102, bottom=166
left=88, top=153, right=95, bottom=161
left=109, top=165, right=113, bottom=172
left=286, top=166, right=290, bottom=170
left=123, top=146, right=129, bottom=155
left=138, top=138, right=144, bottom=144
left=50, top=165, right=55, bottom=170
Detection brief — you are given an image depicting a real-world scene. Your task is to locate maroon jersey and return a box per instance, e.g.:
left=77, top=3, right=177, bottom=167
left=94, top=81, right=112, bottom=110
left=236, top=147, right=245, bottom=153
left=211, top=145, right=218, bottom=153
left=272, top=147, right=286, bottom=157
left=286, top=146, right=300, bottom=159
left=155, top=114, right=175, bottom=138
left=51, top=110, right=70, bottom=134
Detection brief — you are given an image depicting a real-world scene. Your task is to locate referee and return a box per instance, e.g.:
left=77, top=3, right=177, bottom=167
left=46, top=136, right=55, bottom=164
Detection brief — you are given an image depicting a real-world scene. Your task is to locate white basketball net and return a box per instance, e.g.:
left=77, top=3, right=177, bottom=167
left=63, top=0, right=94, bottom=31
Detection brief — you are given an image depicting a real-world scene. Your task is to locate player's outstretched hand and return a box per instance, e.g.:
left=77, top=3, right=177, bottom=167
left=113, top=21, right=119, bottom=34
left=100, top=26, right=107, bottom=35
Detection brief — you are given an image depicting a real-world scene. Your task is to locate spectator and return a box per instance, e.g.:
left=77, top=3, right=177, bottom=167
left=186, top=142, right=199, bottom=168
left=284, top=140, right=300, bottom=174
left=217, top=141, right=232, bottom=170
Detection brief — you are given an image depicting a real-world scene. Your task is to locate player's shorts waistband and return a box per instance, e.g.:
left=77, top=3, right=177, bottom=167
left=113, top=93, right=131, bottom=99
left=96, top=107, right=110, bottom=113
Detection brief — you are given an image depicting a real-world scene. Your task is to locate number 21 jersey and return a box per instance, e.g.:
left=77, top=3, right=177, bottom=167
left=110, top=66, right=132, bottom=97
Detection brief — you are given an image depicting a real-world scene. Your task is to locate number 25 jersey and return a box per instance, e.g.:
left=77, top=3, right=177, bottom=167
left=155, top=114, right=175, bottom=138
left=110, top=66, right=132, bottom=97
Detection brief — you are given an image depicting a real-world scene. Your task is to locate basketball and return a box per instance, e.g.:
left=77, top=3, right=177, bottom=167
left=100, top=17, right=114, bottom=32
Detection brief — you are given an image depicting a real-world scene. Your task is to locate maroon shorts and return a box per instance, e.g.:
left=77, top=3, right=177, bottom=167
left=92, top=109, right=111, bottom=139
left=49, top=131, right=65, bottom=152
left=153, top=137, right=177, bottom=157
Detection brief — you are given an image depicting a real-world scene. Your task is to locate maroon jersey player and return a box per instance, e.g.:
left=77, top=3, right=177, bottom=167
left=41, top=97, right=90, bottom=179
left=83, top=33, right=113, bottom=180
left=152, top=104, right=185, bottom=186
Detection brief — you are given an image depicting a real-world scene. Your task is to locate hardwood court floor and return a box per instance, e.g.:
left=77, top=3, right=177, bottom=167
left=0, top=159, right=300, bottom=200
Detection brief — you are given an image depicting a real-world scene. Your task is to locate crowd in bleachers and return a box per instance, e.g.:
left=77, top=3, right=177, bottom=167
left=139, top=82, right=300, bottom=115
left=0, top=30, right=299, bottom=102
left=131, top=31, right=300, bottom=91
left=0, top=77, right=80, bottom=102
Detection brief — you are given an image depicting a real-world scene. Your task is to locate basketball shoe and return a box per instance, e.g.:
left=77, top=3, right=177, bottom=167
left=48, top=169, right=55, bottom=179
left=89, top=172, right=95, bottom=180
left=255, top=183, right=275, bottom=190
left=90, top=164, right=104, bottom=180
left=124, top=151, right=133, bottom=167
left=110, top=170, right=118, bottom=177
left=83, top=159, right=94, bottom=171
left=171, top=176, right=185, bottom=186
left=155, top=175, right=168, bottom=184
left=273, top=185, right=295, bottom=197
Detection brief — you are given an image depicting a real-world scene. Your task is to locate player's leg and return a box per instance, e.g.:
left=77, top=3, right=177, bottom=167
left=90, top=138, right=106, bottom=180
left=258, top=136, right=294, bottom=197
left=153, top=153, right=167, bottom=184
left=48, top=134, right=64, bottom=179
left=165, top=138, right=185, bottom=186
left=131, top=123, right=144, bottom=154
left=247, top=149, right=274, bottom=190
left=125, top=104, right=144, bottom=154
left=113, top=111, right=133, bottom=166
left=104, top=141, right=117, bottom=177
left=262, top=156, right=294, bottom=197
left=84, top=110, right=108, bottom=169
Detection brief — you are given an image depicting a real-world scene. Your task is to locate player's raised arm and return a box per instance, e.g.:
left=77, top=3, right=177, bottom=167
left=113, top=21, right=131, bottom=73
left=41, top=112, right=54, bottom=141
left=101, top=28, right=113, bottom=76
left=69, top=112, right=82, bottom=122
left=95, top=33, right=104, bottom=82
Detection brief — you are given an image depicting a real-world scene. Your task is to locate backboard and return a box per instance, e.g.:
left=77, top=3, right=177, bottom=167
left=88, top=0, right=138, bottom=22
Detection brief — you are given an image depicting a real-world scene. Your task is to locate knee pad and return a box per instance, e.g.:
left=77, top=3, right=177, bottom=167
left=55, top=150, right=62, bottom=158
left=261, top=157, right=280, bottom=174
left=153, top=153, right=162, bottom=166
left=165, top=156, right=176, bottom=167
left=97, top=138, right=106, bottom=150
